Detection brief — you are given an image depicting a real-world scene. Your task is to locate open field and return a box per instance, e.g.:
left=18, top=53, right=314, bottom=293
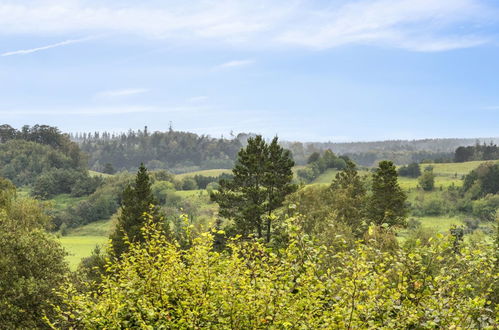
left=59, top=235, right=109, bottom=270
left=176, top=169, right=231, bottom=179
left=89, top=170, right=113, bottom=178
left=312, top=169, right=339, bottom=184
left=427, top=160, right=499, bottom=177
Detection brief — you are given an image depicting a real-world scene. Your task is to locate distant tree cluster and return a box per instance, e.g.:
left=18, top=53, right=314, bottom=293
left=455, top=142, right=499, bottom=162
left=398, top=162, right=421, bottom=178
left=0, top=124, right=83, bottom=167
left=72, top=127, right=242, bottom=173
left=0, top=124, right=100, bottom=199
left=296, top=149, right=348, bottom=182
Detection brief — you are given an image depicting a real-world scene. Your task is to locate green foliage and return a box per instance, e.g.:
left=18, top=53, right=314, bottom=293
left=49, top=218, right=498, bottom=329
left=297, top=149, right=347, bottom=183
left=398, top=162, right=421, bottom=178
left=102, top=162, right=116, bottom=174
left=52, top=172, right=133, bottom=229
left=0, top=140, right=80, bottom=186
left=329, top=160, right=368, bottom=236
left=368, top=160, right=408, bottom=227
left=472, top=194, right=499, bottom=222
left=455, top=142, right=499, bottom=162
left=77, top=128, right=242, bottom=172
left=110, top=164, right=164, bottom=257
left=418, top=167, right=436, bottom=191
left=0, top=186, right=68, bottom=328
left=463, top=162, right=499, bottom=199
left=212, top=136, right=296, bottom=242
left=32, top=168, right=102, bottom=199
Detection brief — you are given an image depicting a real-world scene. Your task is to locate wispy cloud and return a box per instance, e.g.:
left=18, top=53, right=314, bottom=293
left=278, top=0, right=493, bottom=52
left=96, top=88, right=149, bottom=99
left=0, top=0, right=495, bottom=52
left=215, top=59, right=254, bottom=70
left=1, top=37, right=91, bottom=56
left=0, top=105, right=213, bottom=116
left=188, top=96, right=209, bottom=103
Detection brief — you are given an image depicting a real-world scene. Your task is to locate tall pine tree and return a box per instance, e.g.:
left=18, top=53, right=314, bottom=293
left=212, top=136, right=296, bottom=242
left=110, top=163, right=162, bottom=257
left=329, top=160, right=367, bottom=236
left=367, top=160, right=408, bottom=227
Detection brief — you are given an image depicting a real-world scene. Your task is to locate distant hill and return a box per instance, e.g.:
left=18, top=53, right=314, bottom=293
left=281, top=137, right=499, bottom=166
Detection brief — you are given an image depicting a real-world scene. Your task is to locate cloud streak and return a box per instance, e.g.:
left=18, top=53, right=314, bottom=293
left=1, top=37, right=90, bottom=56
left=0, top=105, right=213, bottom=116
left=215, top=59, right=254, bottom=69
left=96, top=88, right=149, bottom=99
left=0, top=0, right=496, bottom=52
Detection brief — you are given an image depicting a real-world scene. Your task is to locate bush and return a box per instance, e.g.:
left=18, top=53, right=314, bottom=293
left=49, top=218, right=498, bottom=329
left=472, top=194, right=499, bottom=221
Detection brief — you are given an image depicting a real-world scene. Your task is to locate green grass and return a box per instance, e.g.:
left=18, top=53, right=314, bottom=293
left=59, top=235, right=108, bottom=270
left=176, top=169, right=231, bottom=179
left=47, top=193, right=86, bottom=211
left=425, top=160, right=499, bottom=177
left=175, top=189, right=208, bottom=197
left=312, top=169, right=339, bottom=184
left=67, top=219, right=112, bottom=236
left=414, top=216, right=463, bottom=232
left=89, top=170, right=113, bottom=178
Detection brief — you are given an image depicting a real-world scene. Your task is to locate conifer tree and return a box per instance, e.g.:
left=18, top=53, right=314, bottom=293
left=110, top=163, right=162, bottom=257
left=367, top=160, right=408, bottom=227
left=329, top=160, right=367, bottom=236
left=212, top=136, right=296, bottom=242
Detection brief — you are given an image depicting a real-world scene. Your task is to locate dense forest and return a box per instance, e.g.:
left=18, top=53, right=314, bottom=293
left=70, top=127, right=499, bottom=171
left=71, top=127, right=242, bottom=173
left=0, top=124, right=498, bottom=328
left=455, top=142, right=499, bottom=162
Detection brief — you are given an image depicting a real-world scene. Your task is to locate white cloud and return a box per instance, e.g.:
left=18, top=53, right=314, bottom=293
left=277, top=0, right=493, bottom=51
left=96, top=88, right=149, bottom=99
left=0, top=105, right=212, bottom=116
left=1, top=37, right=90, bottom=56
left=215, top=59, right=254, bottom=69
left=188, top=96, right=209, bottom=103
left=0, top=0, right=495, bottom=52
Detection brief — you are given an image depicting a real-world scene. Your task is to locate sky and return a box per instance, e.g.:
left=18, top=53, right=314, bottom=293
left=1, top=0, right=499, bottom=142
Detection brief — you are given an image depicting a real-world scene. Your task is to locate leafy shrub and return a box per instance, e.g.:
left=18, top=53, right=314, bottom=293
left=49, top=218, right=498, bottom=329
left=472, top=194, right=499, bottom=221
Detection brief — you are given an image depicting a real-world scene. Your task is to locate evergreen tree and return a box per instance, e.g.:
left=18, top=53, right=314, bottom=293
left=212, top=136, right=296, bottom=242
left=264, top=137, right=296, bottom=242
left=110, top=163, right=162, bottom=257
left=329, top=160, right=367, bottom=236
left=368, top=160, right=408, bottom=227
left=418, top=167, right=436, bottom=191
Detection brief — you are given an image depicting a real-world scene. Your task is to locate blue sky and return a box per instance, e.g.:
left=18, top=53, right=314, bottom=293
left=1, top=0, right=499, bottom=141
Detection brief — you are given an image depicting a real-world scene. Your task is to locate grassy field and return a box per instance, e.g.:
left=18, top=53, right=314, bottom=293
left=59, top=235, right=109, bottom=270
left=428, top=160, right=499, bottom=177
left=312, top=169, right=339, bottom=184
left=176, top=169, right=231, bottom=179
left=89, top=170, right=113, bottom=178
left=57, top=159, right=495, bottom=269
left=59, top=220, right=112, bottom=269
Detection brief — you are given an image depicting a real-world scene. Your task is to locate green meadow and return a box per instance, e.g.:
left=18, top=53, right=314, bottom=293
left=58, top=160, right=491, bottom=269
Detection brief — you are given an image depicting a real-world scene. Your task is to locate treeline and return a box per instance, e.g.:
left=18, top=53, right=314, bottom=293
left=72, top=127, right=242, bottom=173
left=282, top=138, right=498, bottom=166
left=0, top=124, right=101, bottom=199
left=296, top=149, right=349, bottom=182
left=455, top=142, right=499, bottom=162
